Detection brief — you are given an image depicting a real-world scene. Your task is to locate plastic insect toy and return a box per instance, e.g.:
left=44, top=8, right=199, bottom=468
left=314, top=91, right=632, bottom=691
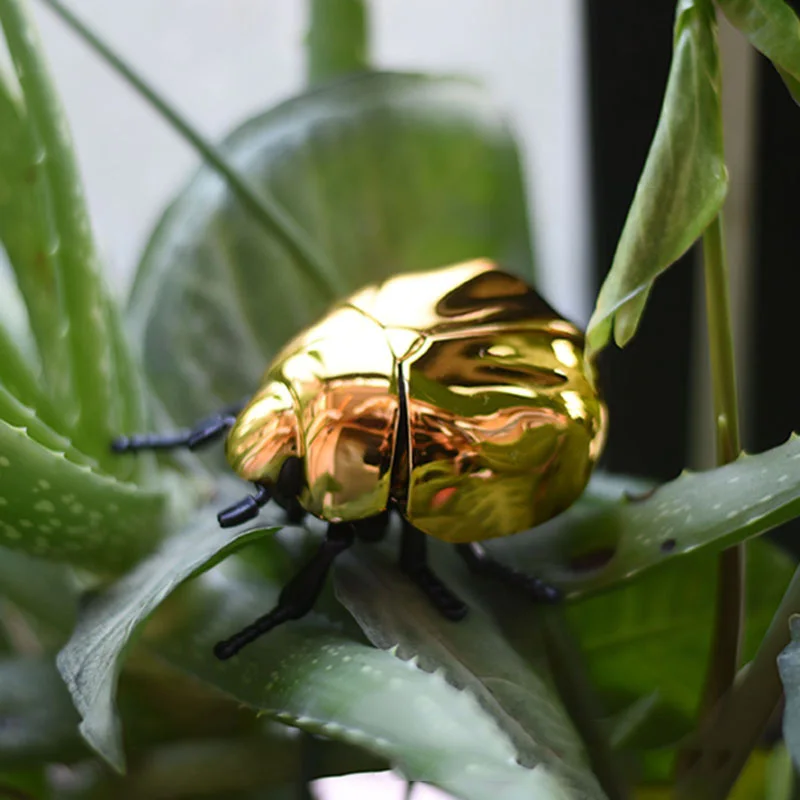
left=113, top=259, right=607, bottom=659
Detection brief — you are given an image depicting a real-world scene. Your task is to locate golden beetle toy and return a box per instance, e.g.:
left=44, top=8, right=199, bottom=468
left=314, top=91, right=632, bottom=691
left=114, top=259, right=607, bottom=659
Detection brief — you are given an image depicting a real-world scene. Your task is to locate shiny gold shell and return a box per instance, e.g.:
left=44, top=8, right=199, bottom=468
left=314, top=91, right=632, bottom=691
left=226, top=259, right=607, bottom=543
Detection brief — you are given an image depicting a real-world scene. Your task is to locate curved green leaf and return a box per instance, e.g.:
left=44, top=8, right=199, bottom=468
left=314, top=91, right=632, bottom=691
left=0, top=413, right=167, bottom=572
left=58, top=510, right=580, bottom=799
left=151, top=570, right=577, bottom=800
left=487, top=436, right=800, bottom=594
left=56, top=493, right=283, bottom=772
left=716, top=0, right=800, bottom=104
left=333, top=549, right=605, bottom=799
left=586, top=0, right=728, bottom=357
left=129, top=71, right=533, bottom=423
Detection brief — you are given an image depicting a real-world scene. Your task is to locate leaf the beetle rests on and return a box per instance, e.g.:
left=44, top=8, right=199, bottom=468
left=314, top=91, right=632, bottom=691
left=333, top=548, right=605, bottom=798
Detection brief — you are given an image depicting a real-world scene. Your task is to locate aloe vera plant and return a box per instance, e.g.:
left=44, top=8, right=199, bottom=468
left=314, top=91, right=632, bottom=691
left=2, top=0, right=800, bottom=798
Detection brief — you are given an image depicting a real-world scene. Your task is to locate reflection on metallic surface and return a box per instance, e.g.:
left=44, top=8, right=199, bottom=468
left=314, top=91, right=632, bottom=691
left=226, top=259, right=608, bottom=541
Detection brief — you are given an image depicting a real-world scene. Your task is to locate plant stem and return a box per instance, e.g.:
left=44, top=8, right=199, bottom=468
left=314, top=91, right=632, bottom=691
left=676, top=211, right=745, bottom=781
left=698, top=212, right=744, bottom=715
left=306, top=0, right=369, bottom=86
left=676, top=565, right=800, bottom=799
left=37, top=0, right=340, bottom=297
left=703, top=213, right=742, bottom=466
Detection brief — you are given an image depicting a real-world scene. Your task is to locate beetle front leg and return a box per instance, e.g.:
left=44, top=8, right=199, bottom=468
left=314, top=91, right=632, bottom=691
left=111, top=400, right=247, bottom=454
left=213, top=521, right=355, bottom=660
left=455, top=542, right=560, bottom=603
left=399, top=520, right=467, bottom=621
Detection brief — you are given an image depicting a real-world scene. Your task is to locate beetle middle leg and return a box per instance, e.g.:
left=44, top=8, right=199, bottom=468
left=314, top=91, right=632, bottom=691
left=111, top=400, right=247, bottom=454
left=213, top=521, right=356, bottom=660
left=399, top=520, right=467, bottom=621
left=455, top=542, right=560, bottom=603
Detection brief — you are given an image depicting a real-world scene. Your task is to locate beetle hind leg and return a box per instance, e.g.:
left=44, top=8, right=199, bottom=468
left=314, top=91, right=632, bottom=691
left=455, top=542, right=560, bottom=603
left=213, top=521, right=355, bottom=660
left=111, top=400, right=247, bottom=454
left=399, top=520, right=467, bottom=621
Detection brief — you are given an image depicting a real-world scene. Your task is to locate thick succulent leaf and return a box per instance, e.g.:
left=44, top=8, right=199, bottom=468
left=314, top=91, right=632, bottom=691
left=0, top=0, right=144, bottom=466
left=0, top=656, right=84, bottom=767
left=149, top=569, right=578, bottom=800
left=716, top=0, right=800, bottom=104
left=0, top=411, right=166, bottom=572
left=0, top=57, right=67, bottom=403
left=56, top=493, right=283, bottom=772
left=486, top=436, right=800, bottom=594
left=566, top=540, right=794, bottom=761
left=778, top=616, right=800, bottom=769
left=333, top=547, right=604, bottom=799
left=586, top=0, right=727, bottom=356
left=129, top=71, right=533, bottom=423
left=333, top=513, right=792, bottom=780
left=59, top=515, right=579, bottom=798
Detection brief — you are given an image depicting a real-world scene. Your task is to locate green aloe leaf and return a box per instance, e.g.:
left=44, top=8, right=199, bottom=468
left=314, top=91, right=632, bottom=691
left=56, top=491, right=283, bottom=772
left=0, top=0, right=144, bottom=466
left=0, top=54, right=67, bottom=407
left=0, top=656, right=84, bottom=768
left=58, top=511, right=583, bottom=799
left=486, top=437, right=800, bottom=594
left=716, top=0, right=800, bottom=103
left=129, top=71, right=533, bottom=424
left=586, top=0, right=728, bottom=357
left=151, top=569, right=579, bottom=800
left=0, top=411, right=166, bottom=572
left=333, top=548, right=605, bottom=799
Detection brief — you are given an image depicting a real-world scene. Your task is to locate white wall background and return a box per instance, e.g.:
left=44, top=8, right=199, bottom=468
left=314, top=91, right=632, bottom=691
left=30, top=0, right=591, bottom=323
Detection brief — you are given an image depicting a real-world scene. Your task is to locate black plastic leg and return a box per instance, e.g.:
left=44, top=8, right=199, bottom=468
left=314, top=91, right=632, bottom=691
left=455, top=542, right=560, bottom=603
left=354, top=510, right=390, bottom=543
left=217, top=484, right=271, bottom=528
left=213, top=522, right=356, bottom=659
left=399, top=520, right=467, bottom=620
left=111, top=400, right=247, bottom=454
left=270, top=456, right=307, bottom=524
